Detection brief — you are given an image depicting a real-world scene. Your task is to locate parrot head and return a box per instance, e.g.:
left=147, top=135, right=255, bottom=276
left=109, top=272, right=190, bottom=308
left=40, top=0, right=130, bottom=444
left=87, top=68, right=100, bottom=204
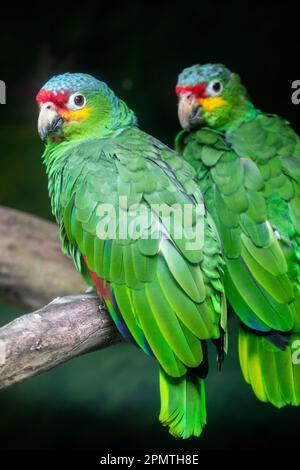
left=176, top=63, right=249, bottom=130
left=36, top=73, right=136, bottom=142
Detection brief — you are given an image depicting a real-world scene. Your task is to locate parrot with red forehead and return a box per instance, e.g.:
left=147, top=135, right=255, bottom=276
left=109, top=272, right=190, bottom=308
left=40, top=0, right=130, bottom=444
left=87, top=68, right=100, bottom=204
left=36, top=72, right=227, bottom=438
left=175, top=63, right=300, bottom=408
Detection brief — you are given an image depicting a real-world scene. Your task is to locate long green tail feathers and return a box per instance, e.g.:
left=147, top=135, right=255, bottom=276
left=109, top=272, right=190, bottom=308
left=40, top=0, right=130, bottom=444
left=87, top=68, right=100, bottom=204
left=239, top=326, right=300, bottom=407
left=159, top=367, right=207, bottom=439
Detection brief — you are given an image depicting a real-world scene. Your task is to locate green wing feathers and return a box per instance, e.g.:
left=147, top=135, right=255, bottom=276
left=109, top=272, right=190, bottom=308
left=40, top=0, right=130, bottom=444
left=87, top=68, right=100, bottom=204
left=178, top=112, right=300, bottom=409
left=57, top=128, right=226, bottom=438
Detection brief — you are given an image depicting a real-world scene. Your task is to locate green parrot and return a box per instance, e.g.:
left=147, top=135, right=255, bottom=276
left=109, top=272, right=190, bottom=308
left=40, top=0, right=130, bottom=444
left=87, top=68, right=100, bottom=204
left=175, top=63, right=300, bottom=408
left=36, top=72, right=226, bottom=438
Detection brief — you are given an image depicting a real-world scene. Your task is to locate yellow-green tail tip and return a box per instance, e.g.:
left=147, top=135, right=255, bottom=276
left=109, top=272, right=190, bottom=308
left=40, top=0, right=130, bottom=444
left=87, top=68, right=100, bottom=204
left=239, top=326, right=300, bottom=408
left=159, top=367, right=207, bottom=439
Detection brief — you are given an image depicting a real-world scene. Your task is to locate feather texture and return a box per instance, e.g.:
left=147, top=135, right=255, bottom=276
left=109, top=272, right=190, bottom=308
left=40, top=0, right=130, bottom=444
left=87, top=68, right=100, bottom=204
left=176, top=110, right=300, bottom=409
left=43, top=122, right=226, bottom=439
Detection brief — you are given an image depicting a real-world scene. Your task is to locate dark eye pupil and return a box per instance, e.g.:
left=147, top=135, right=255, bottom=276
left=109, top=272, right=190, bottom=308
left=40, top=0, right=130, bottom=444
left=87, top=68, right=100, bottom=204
left=74, top=94, right=84, bottom=106
left=213, top=82, right=221, bottom=93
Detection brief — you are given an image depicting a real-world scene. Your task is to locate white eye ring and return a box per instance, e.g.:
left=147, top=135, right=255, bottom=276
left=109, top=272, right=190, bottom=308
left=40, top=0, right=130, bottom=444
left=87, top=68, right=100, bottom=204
left=68, top=93, right=87, bottom=110
left=207, top=80, right=223, bottom=96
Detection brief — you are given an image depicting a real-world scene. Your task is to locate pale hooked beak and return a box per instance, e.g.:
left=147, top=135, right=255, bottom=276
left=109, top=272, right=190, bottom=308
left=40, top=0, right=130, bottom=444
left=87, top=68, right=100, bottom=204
left=177, top=93, right=203, bottom=130
left=38, top=102, right=64, bottom=141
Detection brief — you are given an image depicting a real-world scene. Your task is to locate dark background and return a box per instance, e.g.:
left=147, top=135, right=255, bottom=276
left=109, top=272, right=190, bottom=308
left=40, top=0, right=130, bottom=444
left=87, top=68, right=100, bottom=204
left=0, top=0, right=300, bottom=453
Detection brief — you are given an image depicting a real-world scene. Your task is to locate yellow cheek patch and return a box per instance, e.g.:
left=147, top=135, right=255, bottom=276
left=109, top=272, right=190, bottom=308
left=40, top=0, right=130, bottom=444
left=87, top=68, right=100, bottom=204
left=198, top=97, right=228, bottom=112
left=60, top=106, right=92, bottom=121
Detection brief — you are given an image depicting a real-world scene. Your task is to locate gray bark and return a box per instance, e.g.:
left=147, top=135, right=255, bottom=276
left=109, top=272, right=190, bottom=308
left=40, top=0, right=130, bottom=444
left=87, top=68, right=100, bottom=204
left=0, top=206, right=121, bottom=390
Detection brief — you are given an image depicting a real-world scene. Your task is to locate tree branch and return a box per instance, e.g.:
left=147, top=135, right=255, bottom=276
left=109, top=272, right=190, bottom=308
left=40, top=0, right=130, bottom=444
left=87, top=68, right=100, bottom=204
left=0, top=294, right=121, bottom=390
left=0, top=206, right=121, bottom=390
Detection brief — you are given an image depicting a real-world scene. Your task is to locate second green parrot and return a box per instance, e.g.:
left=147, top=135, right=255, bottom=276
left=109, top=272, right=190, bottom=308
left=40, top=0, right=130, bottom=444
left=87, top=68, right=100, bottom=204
left=175, top=63, right=300, bottom=408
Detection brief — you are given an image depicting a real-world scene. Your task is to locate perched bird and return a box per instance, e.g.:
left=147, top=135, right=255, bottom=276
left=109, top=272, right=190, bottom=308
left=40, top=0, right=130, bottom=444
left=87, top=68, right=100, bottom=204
left=36, top=72, right=226, bottom=438
left=175, top=63, right=300, bottom=408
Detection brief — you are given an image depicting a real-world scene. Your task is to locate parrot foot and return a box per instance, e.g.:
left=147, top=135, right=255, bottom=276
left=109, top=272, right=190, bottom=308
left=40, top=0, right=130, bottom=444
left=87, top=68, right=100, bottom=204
left=98, top=298, right=106, bottom=316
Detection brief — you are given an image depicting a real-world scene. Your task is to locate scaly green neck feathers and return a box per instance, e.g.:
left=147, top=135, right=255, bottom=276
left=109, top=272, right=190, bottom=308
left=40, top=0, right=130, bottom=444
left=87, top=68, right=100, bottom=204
left=219, top=99, right=259, bottom=132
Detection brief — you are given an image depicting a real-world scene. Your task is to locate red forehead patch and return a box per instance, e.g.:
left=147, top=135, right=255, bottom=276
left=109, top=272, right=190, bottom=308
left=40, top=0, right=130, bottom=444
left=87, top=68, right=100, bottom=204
left=175, top=83, right=206, bottom=99
left=36, top=89, right=69, bottom=105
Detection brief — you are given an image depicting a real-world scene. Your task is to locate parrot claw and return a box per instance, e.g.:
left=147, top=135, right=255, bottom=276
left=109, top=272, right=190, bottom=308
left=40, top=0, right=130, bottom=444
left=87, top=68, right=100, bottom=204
left=98, top=299, right=106, bottom=315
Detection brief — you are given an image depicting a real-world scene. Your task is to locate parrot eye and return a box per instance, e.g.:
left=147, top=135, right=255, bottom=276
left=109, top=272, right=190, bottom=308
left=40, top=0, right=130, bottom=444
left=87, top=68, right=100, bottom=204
left=68, top=93, right=87, bottom=110
left=207, top=80, right=223, bottom=96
